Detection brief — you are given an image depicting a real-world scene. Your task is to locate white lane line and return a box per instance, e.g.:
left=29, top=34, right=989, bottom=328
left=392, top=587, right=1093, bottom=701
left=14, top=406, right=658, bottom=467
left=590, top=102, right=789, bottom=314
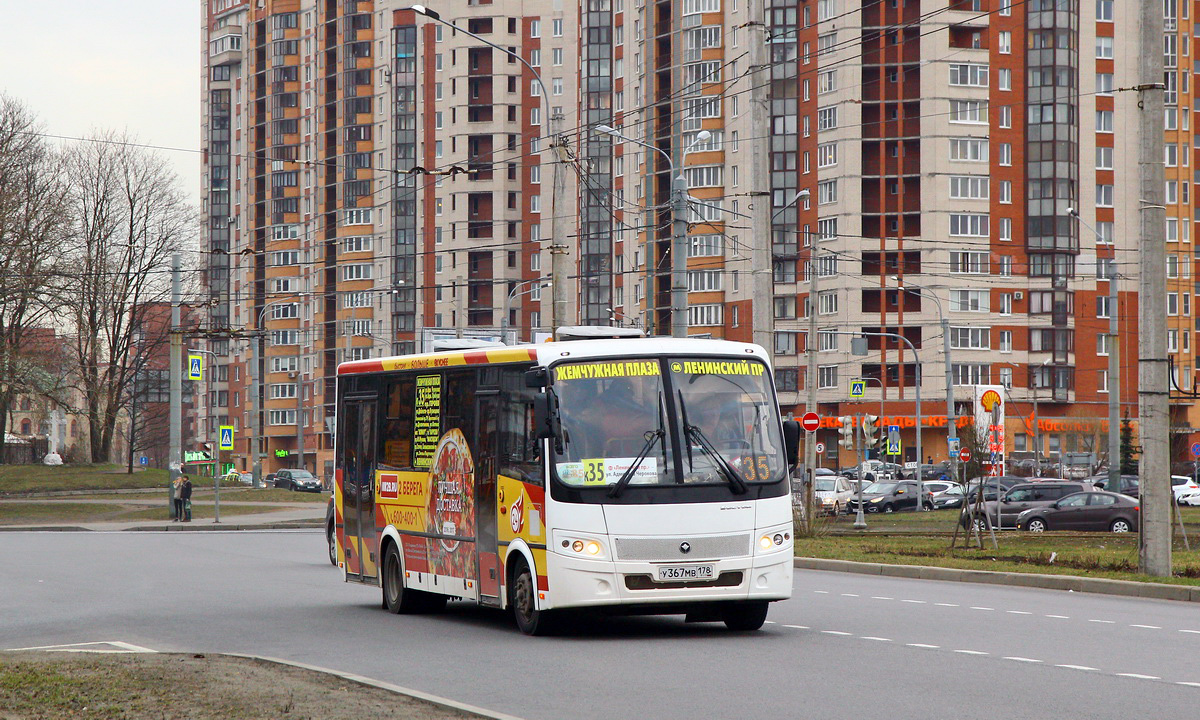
left=1006, top=611, right=1033, bottom=615
left=871, top=596, right=894, bottom=600
left=970, top=606, right=994, bottom=611
left=1131, top=625, right=1162, bottom=630
left=821, top=630, right=853, bottom=636
left=783, top=625, right=809, bottom=630
left=1056, top=664, right=1100, bottom=672
left=900, top=599, right=926, bottom=604
left=860, top=636, right=892, bottom=642
left=1116, top=673, right=1161, bottom=680
left=841, top=593, right=860, bottom=597
left=814, top=590, right=830, bottom=594
left=1088, top=619, right=1116, bottom=624
left=1046, top=615, right=1071, bottom=619
left=1181, top=630, right=1200, bottom=635
left=764, top=621, right=777, bottom=624
left=1003, top=657, right=1043, bottom=663
left=954, top=650, right=989, bottom=656
left=1177, top=682, right=1200, bottom=688
left=907, top=643, right=940, bottom=649
left=934, top=603, right=959, bottom=607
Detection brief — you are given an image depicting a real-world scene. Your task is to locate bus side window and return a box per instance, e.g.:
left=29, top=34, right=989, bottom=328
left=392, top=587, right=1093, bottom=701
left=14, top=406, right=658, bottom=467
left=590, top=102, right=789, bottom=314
left=500, top=367, right=543, bottom=486
left=380, top=376, right=417, bottom=471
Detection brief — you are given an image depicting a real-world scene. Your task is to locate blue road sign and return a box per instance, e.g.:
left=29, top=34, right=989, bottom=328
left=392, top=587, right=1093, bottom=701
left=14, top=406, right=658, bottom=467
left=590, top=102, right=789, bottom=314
left=886, top=437, right=901, bottom=455
left=1192, top=442, right=1200, bottom=458
left=219, top=425, right=234, bottom=451
left=187, top=354, right=203, bottom=381
left=850, top=380, right=866, bottom=398
left=139, top=456, right=148, bottom=466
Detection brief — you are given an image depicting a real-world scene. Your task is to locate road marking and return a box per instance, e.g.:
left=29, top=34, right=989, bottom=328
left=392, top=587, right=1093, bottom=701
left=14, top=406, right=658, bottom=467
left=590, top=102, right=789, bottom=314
left=934, top=603, right=959, bottom=607
left=1056, top=665, right=1100, bottom=672
left=954, top=650, right=989, bottom=656
left=900, top=599, right=926, bottom=604
left=1003, top=657, right=1042, bottom=663
left=814, top=590, right=830, bottom=594
left=1181, top=630, right=1200, bottom=635
left=764, top=620, right=777, bottom=624
left=1116, top=673, right=1160, bottom=680
left=871, top=596, right=893, bottom=600
left=1088, top=619, right=1116, bottom=624
left=6, top=641, right=156, bottom=654
left=821, top=630, right=853, bottom=636
left=1176, top=682, right=1200, bottom=688
left=1006, top=610, right=1033, bottom=615
left=783, top=625, right=809, bottom=630
left=841, top=593, right=860, bottom=597
left=969, top=606, right=994, bottom=611
left=860, top=636, right=892, bottom=642
left=1130, top=625, right=1162, bottom=630
left=907, top=643, right=940, bottom=649
left=1045, top=615, right=1071, bottom=619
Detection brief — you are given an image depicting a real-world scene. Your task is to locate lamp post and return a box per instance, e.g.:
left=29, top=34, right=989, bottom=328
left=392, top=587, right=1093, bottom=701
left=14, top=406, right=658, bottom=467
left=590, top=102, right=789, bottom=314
left=502, top=279, right=552, bottom=344
left=595, top=125, right=710, bottom=338
left=410, top=5, right=569, bottom=336
left=893, top=278, right=958, bottom=486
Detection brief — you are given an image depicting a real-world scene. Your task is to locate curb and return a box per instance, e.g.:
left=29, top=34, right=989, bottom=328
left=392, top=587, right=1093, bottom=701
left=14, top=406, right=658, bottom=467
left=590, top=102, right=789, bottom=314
left=225, top=653, right=527, bottom=720
left=794, top=557, right=1200, bottom=603
left=0, top=521, right=322, bottom=533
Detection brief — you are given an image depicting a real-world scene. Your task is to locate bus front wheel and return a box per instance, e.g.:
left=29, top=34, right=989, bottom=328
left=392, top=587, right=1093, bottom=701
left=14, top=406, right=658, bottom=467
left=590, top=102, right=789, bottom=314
left=511, top=558, right=557, bottom=636
left=722, top=601, right=769, bottom=631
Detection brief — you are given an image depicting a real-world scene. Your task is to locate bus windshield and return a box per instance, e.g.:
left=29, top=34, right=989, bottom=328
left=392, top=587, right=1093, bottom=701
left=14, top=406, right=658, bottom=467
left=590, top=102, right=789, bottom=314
left=551, top=356, right=786, bottom=491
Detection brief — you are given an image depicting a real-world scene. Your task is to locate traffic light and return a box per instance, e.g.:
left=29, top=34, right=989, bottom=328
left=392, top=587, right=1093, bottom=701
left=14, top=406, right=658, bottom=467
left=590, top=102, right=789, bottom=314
left=838, top=416, right=856, bottom=449
left=862, top=414, right=880, bottom=451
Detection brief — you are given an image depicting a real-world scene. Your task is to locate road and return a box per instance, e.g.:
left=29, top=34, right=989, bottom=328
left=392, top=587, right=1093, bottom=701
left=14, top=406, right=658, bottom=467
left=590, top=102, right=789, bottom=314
left=1, top=531, right=1197, bottom=719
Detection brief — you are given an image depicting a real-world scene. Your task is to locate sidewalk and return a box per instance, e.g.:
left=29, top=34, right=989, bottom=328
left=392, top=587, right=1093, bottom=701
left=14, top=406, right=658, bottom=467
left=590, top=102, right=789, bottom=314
left=0, top=503, right=325, bottom=532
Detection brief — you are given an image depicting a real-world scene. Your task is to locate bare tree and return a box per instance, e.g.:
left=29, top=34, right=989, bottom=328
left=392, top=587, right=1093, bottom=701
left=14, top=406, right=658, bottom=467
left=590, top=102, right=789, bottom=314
left=63, top=132, right=194, bottom=463
left=0, top=95, right=73, bottom=452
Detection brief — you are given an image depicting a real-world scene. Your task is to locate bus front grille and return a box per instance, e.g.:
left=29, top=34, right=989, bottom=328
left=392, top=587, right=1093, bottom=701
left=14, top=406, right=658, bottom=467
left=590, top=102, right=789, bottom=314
left=613, top=534, right=751, bottom=561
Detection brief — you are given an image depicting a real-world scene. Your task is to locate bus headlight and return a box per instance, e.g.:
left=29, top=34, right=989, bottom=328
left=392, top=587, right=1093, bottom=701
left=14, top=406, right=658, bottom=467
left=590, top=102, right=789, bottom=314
left=756, top=528, right=791, bottom=554
left=555, top=532, right=608, bottom=560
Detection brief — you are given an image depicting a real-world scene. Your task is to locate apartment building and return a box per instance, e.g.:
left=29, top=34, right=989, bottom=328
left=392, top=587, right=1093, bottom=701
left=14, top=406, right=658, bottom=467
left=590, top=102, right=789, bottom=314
left=203, top=0, right=1193, bottom=476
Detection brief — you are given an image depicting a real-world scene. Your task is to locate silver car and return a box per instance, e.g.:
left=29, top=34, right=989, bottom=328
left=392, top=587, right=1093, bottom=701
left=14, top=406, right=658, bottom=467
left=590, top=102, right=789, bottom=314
left=814, top=476, right=854, bottom=515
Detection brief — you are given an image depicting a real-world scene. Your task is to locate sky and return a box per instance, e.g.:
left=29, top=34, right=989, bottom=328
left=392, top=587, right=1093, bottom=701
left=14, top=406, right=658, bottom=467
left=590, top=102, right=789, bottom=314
left=0, top=2, right=202, bottom=203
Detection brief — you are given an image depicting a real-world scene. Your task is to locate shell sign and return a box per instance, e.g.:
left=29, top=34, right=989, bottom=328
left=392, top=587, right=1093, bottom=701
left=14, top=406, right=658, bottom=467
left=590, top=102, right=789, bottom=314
left=980, top=389, right=1002, bottom=412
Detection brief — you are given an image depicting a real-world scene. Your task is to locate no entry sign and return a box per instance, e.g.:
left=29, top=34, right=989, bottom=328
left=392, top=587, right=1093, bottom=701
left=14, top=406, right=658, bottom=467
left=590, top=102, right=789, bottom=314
left=958, top=447, right=972, bottom=463
left=801, top=412, right=820, bottom=432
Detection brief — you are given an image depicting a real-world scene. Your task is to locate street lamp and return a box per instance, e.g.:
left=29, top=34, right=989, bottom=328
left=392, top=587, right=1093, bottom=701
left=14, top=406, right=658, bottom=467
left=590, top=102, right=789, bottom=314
left=410, top=5, right=570, bottom=336
left=502, top=279, right=552, bottom=344
left=892, top=277, right=959, bottom=486
left=594, top=125, right=709, bottom=338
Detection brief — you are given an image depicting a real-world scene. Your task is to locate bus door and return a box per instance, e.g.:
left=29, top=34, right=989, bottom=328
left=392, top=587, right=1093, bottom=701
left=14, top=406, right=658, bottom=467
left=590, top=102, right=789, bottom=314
left=475, top=392, right=502, bottom=604
left=341, top=397, right=379, bottom=583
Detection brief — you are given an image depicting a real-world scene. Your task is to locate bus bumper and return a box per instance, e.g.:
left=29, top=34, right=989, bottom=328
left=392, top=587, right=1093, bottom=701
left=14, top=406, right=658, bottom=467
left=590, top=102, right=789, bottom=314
left=543, top=550, right=793, bottom=611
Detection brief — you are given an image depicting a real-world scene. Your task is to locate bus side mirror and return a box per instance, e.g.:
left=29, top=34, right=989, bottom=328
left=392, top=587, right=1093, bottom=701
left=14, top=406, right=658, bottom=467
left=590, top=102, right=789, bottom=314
left=533, top=389, right=565, bottom=453
left=525, top=367, right=549, bottom=388
left=782, top=420, right=801, bottom=467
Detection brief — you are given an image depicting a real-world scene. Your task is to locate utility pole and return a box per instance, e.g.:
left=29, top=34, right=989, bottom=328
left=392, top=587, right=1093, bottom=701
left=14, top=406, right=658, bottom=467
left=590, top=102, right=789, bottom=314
left=296, top=373, right=305, bottom=473
left=804, top=252, right=821, bottom=481
left=549, top=109, right=570, bottom=336
left=670, top=174, right=690, bottom=339
left=1137, top=0, right=1170, bottom=576
left=168, top=253, right=182, bottom=515
left=747, top=13, right=773, bottom=351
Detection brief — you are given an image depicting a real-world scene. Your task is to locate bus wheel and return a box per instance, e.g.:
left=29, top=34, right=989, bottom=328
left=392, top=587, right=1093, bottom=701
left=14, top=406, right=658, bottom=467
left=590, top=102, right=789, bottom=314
left=382, top=543, right=424, bottom=614
left=511, top=559, right=556, bottom=636
left=722, top=601, right=769, bottom=631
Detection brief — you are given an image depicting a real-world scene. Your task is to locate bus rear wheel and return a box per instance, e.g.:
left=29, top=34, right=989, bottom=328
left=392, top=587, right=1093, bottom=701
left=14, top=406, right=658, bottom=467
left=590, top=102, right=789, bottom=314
left=722, top=601, right=769, bottom=631
left=511, top=558, right=557, bottom=636
left=382, top=543, right=444, bottom=613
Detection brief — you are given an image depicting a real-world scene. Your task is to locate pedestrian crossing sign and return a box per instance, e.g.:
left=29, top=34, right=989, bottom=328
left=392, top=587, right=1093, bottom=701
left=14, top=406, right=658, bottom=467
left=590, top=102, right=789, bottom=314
left=219, top=425, right=234, bottom=451
left=887, top=437, right=901, bottom=455
left=187, top=354, right=203, bottom=381
left=850, top=380, right=865, bottom=398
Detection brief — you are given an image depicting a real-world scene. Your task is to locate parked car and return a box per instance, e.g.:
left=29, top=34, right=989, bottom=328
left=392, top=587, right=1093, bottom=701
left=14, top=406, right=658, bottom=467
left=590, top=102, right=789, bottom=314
left=962, top=476, right=1024, bottom=503
left=1092, top=474, right=1139, bottom=497
left=1179, top=489, right=1200, bottom=506
left=846, top=480, right=935, bottom=514
left=1171, top=475, right=1199, bottom=503
left=325, top=494, right=337, bottom=566
left=1016, top=491, right=1140, bottom=533
left=962, top=481, right=1091, bottom=531
left=274, top=468, right=322, bottom=492
left=931, top=484, right=965, bottom=509
left=813, top=476, right=854, bottom=515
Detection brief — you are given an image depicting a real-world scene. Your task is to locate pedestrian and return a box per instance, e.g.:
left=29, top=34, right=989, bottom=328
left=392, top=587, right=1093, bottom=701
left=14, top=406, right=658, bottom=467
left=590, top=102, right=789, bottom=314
left=172, top=476, right=183, bottom=521
left=181, top=474, right=193, bottom=522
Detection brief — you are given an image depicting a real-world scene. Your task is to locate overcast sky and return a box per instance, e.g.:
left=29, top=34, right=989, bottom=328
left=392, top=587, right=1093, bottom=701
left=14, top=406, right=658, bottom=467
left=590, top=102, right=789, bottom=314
left=0, top=2, right=202, bottom=202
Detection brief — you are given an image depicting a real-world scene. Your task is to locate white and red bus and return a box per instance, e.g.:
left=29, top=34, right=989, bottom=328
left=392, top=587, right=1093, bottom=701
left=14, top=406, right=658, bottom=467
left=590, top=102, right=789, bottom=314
left=333, top=337, right=799, bottom=634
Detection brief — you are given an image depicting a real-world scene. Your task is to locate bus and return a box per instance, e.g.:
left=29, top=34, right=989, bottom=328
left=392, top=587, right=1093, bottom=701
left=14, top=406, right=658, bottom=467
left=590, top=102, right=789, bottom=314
left=333, top=337, right=800, bottom=634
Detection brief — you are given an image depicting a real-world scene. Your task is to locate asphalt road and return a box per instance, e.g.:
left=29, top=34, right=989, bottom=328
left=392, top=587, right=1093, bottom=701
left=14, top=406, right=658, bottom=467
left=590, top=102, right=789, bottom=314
left=2, top=531, right=1197, bottom=719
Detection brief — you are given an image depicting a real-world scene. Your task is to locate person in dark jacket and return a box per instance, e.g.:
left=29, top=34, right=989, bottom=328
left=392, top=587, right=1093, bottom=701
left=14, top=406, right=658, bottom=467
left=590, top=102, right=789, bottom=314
left=181, top=475, right=193, bottom=522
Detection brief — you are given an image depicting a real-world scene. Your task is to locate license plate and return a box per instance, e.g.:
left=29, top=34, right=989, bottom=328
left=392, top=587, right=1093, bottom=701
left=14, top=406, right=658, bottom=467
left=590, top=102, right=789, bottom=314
left=656, top=564, right=715, bottom=582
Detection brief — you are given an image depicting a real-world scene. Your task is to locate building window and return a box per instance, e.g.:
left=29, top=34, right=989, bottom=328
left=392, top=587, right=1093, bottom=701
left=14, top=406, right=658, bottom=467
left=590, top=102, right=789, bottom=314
left=342, top=291, right=371, bottom=308
left=951, top=363, right=991, bottom=385
left=687, top=269, right=723, bottom=292
left=949, top=63, right=988, bottom=87
left=817, top=142, right=838, bottom=168
left=950, top=214, right=989, bottom=237
left=950, top=251, right=990, bottom=274
left=1097, top=146, right=1114, bottom=170
left=270, top=303, right=298, bottom=320
left=688, top=234, right=723, bottom=257
left=999, top=143, right=1012, bottom=166
left=818, top=291, right=838, bottom=315
left=269, top=383, right=297, bottom=400
left=950, top=327, right=990, bottom=350
left=817, top=70, right=836, bottom=94
left=817, top=365, right=839, bottom=390
left=341, top=263, right=373, bottom=281
left=950, top=290, right=989, bottom=312
left=683, top=165, right=723, bottom=188
left=949, top=138, right=988, bottom=161
left=1097, top=110, right=1114, bottom=132
left=1096, top=184, right=1114, bottom=207
left=1097, top=296, right=1112, bottom=319
left=774, top=332, right=797, bottom=355
left=817, top=180, right=838, bottom=205
left=687, top=303, right=724, bottom=326
left=268, top=409, right=297, bottom=426
left=949, top=175, right=988, bottom=200
left=950, top=100, right=987, bottom=124
left=1096, top=73, right=1114, bottom=95
left=999, top=331, right=1013, bottom=353
left=998, top=31, right=1011, bottom=54
left=1096, top=36, right=1114, bottom=59
left=998, top=68, right=1011, bottom=91
left=817, top=106, right=838, bottom=131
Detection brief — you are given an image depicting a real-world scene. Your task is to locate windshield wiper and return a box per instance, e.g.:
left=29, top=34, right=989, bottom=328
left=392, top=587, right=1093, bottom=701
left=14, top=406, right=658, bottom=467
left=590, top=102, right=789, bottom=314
left=686, top=424, right=748, bottom=494
left=608, top=429, right=665, bottom=498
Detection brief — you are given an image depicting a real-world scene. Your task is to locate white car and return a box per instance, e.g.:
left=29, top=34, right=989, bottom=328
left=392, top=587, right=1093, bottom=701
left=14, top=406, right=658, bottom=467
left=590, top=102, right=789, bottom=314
left=814, top=476, right=854, bottom=515
left=1172, top=475, right=1200, bottom=503
left=1179, top=489, right=1200, bottom=507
